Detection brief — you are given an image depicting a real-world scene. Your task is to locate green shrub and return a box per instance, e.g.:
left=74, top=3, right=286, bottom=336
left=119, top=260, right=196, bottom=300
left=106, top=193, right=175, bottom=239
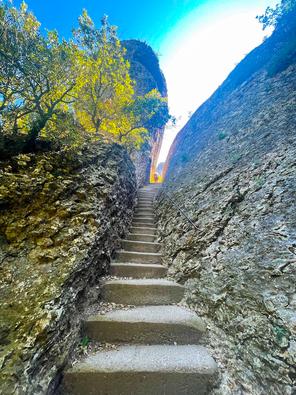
left=218, top=132, right=227, bottom=141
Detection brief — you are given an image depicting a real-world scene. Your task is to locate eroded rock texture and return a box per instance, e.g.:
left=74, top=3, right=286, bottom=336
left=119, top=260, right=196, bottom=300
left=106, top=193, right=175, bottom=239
left=0, top=143, right=137, bottom=394
left=156, top=25, right=296, bottom=395
left=123, top=40, right=168, bottom=185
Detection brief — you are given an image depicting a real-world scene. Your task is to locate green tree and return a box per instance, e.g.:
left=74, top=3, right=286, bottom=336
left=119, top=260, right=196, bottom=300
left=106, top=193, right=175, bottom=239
left=73, top=12, right=134, bottom=139
left=0, top=2, right=77, bottom=151
left=257, top=0, right=296, bottom=76
left=119, top=89, right=169, bottom=147
left=73, top=12, right=169, bottom=150
left=257, top=0, right=296, bottom=29
left=0, top=3, right=170, bottom=155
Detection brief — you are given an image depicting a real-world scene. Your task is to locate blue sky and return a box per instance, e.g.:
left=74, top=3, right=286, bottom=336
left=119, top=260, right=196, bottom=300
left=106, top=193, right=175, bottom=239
left=14, top=0, right=206, bottom=46
left=15, top=0, right=278, bottom=163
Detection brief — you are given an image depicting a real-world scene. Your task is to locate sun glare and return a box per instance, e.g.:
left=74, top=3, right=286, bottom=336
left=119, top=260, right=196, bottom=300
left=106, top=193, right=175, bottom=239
left=157, top=0, right=277, bottom=165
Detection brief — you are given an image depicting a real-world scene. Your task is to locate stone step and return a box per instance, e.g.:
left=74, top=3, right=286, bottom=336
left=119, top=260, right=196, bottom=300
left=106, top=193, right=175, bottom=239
left=133, top=214, right=155, bottom=224
left=132, top=221, right=156, bottom=228
left=130, top=226, right=156, bottom=235
left=136, top=205, right=153, bottom=210
left=138, top=196, right=154, bottom=199
left=135, top=213, right=154, bottom=219
left=115, top=250, right=161, bottom=264
left=133, top=213, right=155, bottom=222
left=137, top=196, right=154, bottom=200
left=110, top=263, right=167, bottom=279
left=134, top=212, right=154, bottom=216
left=63, top=345, right=217, bottom=395
left=121, top=240, right=161, bottom=253
left=137, top=200, right=153, bottom=205
left=127, top=233, right=155, bottom=242
left=135, top=209, right=154, bottom=215
left=102, top=279, right=184, bottom=305
left=84, top=306, right=205, bottom=344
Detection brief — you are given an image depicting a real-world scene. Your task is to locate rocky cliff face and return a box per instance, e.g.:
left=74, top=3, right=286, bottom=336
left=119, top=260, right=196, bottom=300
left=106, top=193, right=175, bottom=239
left=123, top=40, right=167, bottom=185
left=0, top=143, right=137, bottom=394
left=123, top=40, right=167, bottom=98
left=156, top=22, right=296, bottom=395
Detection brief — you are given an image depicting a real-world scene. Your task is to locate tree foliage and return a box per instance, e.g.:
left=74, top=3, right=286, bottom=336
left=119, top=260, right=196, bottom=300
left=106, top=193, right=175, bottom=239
left=0, top=2, right=169, bottom=156
left=0, top=2, right=78, bottom=151
left=257, top=0, right=296, bottom=77
left=257, top=0, right=296, bottom=30
left=73, top=12, right=134, bottom=140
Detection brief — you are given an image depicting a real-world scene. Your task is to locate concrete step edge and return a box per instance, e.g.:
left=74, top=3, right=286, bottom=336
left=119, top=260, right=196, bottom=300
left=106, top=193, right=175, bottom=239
left=64, top=345, right=217, bottom=374
left=132, top=225, right=156, bottom=229
left=133, top=217, right=155, bottom=219
left=85, top=305, right=205, bottom=328
left=110, top=263, right=167, bottom=279
left=117, top=251, right=162, bottom=257
left=111, top=262, right=165, bottom=269
left=121, top=240, right=160, bottom=247
left=128, top=233, right=157, bottom=237
left=130, top=227, right=157, bottom=231
left=103, top=278, right=181, bottom=286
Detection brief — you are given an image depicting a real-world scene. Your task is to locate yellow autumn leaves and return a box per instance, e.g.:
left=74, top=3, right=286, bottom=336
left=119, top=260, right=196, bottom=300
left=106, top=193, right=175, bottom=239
left=0, top=3, right=169, bottom=154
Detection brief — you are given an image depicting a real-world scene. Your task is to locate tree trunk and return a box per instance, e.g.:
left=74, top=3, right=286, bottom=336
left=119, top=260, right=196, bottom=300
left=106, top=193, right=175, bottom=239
left=23, top=117, right=48, bottom=153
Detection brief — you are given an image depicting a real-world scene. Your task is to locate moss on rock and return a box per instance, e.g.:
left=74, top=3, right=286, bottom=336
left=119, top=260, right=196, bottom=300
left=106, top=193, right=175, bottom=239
left=0, top=142, right=137, bottom=394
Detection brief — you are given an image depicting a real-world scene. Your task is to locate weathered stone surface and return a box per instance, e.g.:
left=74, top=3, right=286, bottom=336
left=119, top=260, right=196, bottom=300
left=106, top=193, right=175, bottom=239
left=0, top=143, right=137, bottom=394
left=102, top=279, right=184, bottom=305
left=110, top=262, right=167, bottom=278
left=64, top=345, right=217, bottom=395
left=123, top=40, right=168, bottom=186
left=61, top=183, right=217, bottom=395
left=121, top=239, right=161, bottom=253
left=84, top=305, right=206, bottom=344
left=115, top=251, right=162, bottom=264
left=130, top=226, right=156, bottom=235
left=156, top=24, right=296, bottom=395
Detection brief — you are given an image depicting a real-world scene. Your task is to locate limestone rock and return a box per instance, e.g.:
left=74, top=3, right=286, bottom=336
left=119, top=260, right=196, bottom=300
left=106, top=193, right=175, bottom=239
left=123, top=40, right=168, bottom=186
left=0, top=142, right=137, bottom=394
left=156, top=22, right=296, bottom=395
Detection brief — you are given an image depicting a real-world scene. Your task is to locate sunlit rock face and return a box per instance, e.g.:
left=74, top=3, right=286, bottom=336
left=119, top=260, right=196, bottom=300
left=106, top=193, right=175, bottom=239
left=123, top=40, right=167, bottom=97
left=0, top=143, right=136, bottom=394
left=156, top=20, right=296, bottom=395
left=123, top=40, right=168, bottom=185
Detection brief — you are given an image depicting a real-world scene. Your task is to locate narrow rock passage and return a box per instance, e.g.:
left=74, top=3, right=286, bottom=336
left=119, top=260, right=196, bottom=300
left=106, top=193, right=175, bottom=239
left=63, top=184, right=217, bottom=395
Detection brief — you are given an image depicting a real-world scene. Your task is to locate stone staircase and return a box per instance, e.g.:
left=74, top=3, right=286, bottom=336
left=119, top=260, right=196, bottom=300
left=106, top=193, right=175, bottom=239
left=63, top=184, right=217, bottom=395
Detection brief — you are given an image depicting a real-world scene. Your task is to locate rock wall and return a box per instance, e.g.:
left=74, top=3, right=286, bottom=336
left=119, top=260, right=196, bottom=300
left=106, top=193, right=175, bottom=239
left=123, top=40, right=167, bottom=186
left=156, top=22, right=296, bottom=395
left=131, top=144, right=152, bottom=187
left=123, top=40, right=167, bottom=98
left=0, top=143, right=137, bottom=394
